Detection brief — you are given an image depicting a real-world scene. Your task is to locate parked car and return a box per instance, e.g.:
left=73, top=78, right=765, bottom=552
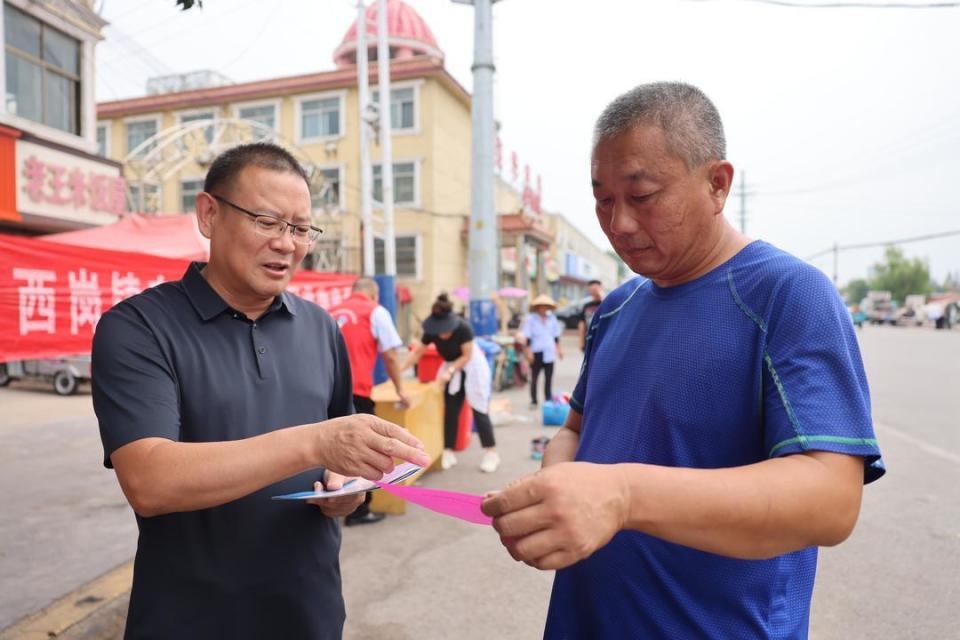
left=0, top=356, right=91, bottom=395
left=862, top=291, right=898, bottom=325
left=556, top=296, right=592, bottom=330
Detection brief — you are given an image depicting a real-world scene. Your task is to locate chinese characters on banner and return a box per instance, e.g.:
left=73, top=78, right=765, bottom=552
left=0, top=234, right=355, bottom=362
left=22, top=155, right=127, bottom=216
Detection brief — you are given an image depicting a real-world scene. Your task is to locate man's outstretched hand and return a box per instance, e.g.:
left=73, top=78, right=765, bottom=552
left=315, top=414, right=430, bottom=480
left=481, top=462, right=630, bottom=570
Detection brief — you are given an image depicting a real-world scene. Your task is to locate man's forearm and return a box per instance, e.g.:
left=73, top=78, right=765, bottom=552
left=615, top=451, right=864, bottom=559
left=382, top=350, right=405, bottom=394
left=543, top=410, right=582, bottom=467
left=112, top=422, right=325, bottom=517
left=542, top=427, right=579, bottom=467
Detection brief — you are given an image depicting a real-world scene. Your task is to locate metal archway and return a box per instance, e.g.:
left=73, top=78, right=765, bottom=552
left=122, top=118, right=349, bottom=271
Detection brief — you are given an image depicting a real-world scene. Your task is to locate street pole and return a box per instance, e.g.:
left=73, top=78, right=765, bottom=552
left=457, top=0, right=499, bottom=336
left=833, top=242, right=839, bottom=285
left=738, top=170, right=746, bottom=235
left=377, top=0, right=396, bottom=282
left=371, top=0, right=396, bottom=387
left=356, top=1, right=375, bottom=277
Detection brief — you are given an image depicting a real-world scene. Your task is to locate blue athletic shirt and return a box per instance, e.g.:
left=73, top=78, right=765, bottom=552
left=546, top=240, right=884, bottom=639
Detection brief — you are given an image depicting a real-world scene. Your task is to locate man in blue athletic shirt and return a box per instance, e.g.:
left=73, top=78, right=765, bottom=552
left=482, top=82, right=884, bottom=639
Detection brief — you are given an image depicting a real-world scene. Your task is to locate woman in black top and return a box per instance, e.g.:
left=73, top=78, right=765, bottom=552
left=402, top=294, right=499, bottom=473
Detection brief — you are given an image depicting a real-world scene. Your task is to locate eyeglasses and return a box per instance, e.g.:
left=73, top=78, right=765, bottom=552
left=211, top=194, right=322, bottom=245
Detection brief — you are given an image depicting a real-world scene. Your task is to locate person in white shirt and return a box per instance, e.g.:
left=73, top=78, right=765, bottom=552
left=522, top=294, right=564, bottom=410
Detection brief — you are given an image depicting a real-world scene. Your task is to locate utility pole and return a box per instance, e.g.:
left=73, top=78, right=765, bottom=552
left=377, top=0, right=396, bottom=283
left=372, top=0, right=395, bottom=387
left=455, top=0, right=499, bottom=336
left=832, top=242, right=839, bottom=285
left=738, top=170, right=747, bottom=234
left=356, top=1, right=374, bottom=277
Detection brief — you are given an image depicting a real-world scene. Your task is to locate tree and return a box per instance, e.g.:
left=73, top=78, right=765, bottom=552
left=867, top=246, right=932, bottom=304
left=943, top=271, right=960, bottom=293
left=843, top=278, right=870, bottom=306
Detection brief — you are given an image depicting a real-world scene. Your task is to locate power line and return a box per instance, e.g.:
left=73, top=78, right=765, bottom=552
left=123, top=0, right=262, bottom=46
left=219, top=0, right=284, bottom=71
left=715, top=0, right=960, bottom=8
left=100, top=0, right=156, bottom=22
left=102, top=26, right=173, bottom=77
left=805, top=228, right=960, bottom=260
left=751, top=105, right=960, bottom=196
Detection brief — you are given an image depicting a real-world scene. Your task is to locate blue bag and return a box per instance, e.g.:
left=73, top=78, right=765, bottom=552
left=542, top=400, right=570, bottom=426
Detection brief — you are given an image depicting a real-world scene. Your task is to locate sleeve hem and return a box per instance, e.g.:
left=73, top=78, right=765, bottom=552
left=768, top=434, right=880, bottom=458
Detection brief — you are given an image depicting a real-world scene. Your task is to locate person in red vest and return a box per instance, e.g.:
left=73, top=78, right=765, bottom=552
left=330, top=277, right=410, bottom=525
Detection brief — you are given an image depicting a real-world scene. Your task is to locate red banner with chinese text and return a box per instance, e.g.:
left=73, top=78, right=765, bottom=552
left=0, top=234, right=356, bottom=362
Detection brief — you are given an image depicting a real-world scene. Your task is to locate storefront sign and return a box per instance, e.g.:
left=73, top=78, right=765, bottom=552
left=15, top=139, right=126, bottom=226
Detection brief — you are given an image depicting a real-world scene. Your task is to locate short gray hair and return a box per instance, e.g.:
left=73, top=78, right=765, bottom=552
left=352, top=277, right=379, bottom=295
left=592, top=82, right=726, bottom=170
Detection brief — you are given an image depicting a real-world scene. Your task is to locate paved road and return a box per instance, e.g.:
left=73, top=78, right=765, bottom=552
left=1, top=327, right=958, bottom=638
left=810, top=326, right=960, bottom=640
left=0, top=381, right=136, bottom=632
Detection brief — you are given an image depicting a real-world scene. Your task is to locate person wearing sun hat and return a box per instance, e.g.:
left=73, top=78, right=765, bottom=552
left=400, top=293, right=500, bottom=473
left=521, top=294, right=563, bottom=410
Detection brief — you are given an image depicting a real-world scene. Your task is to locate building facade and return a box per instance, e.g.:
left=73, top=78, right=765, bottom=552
left=96, top=1, right=492, bottom=327
left=545, top=211, right=620, bottom=305
left=1, top=0, right=124, bottom=235
left=94, top=0, right=618, bottom=329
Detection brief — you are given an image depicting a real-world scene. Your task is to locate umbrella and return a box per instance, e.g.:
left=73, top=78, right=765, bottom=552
left=498, top=287, right=528, bottom=299
left=451, top=286, right=470, bottom=300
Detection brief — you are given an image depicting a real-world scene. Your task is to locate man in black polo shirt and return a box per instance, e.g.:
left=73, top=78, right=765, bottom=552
left=92, top=143, right=430, bottom=639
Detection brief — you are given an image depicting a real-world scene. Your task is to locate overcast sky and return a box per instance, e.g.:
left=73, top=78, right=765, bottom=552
left=95, top=0, right=960, bottom=285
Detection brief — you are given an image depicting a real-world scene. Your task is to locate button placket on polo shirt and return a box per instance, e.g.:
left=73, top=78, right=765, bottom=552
left=250, top=321, right=270, bottom=379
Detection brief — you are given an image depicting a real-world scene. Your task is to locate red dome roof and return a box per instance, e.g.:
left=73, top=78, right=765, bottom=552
left=333, top=0, right=443, bottom=68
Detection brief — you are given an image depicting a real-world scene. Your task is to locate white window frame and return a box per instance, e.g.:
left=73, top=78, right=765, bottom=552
left=373, top=158, right=420, bottom=209
left=374, top=232, right=422, bottom=281
left=123, top=113, right=162, bottom=154
left=232, top=98, right=281, bottom=133
left=179, top=176, right=205, bottom=213
left=0, top=0, right=99, bottom=151
left=128, top=182, right=161, bottom=214
left=95, top=121, right=111, bottom=157
left=295, top=90, right=345, bottom=144
left=310, top=163, right=345, bottom=212
left=175, top=107, right=217, bottom=143
left=370, top=79, right=422, bottom=135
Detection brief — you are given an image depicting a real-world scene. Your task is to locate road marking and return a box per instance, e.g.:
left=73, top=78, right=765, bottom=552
left=877, top=423, right=960, bottom=466
left=0, top=560, right=132, bottom=640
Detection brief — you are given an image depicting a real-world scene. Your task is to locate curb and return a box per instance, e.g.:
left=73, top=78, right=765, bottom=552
left=0, top=561, right=132, bottom=640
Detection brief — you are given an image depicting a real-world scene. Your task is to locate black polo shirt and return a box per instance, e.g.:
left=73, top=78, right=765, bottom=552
left=92, top=262, right=354, bottom=640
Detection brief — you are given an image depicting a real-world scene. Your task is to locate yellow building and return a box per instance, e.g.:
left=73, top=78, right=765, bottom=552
left=97, top=1, right=522, bottom=329
left=95, top=0, right=608, bottom=332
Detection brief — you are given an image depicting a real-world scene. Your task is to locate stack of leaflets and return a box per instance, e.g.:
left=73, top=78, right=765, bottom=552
left=272, top=462, right=423, bottom=500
